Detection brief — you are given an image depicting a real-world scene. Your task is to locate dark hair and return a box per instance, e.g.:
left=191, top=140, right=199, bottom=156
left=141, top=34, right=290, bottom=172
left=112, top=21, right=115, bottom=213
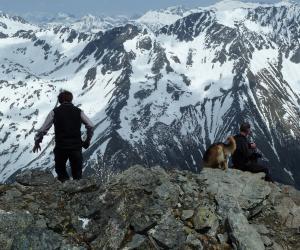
left=58, top=90, right=73, bottom=104
left=240, top=122, right=251, bottom=133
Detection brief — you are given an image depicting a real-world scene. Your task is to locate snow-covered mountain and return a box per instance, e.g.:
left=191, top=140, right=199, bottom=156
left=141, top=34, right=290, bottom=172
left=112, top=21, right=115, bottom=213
left=1, top=0, right=300, bottom=189
left=0, top=12, right=38, bottom=37
left=137, top=6, right=192, bottom=30
left=21, top=12, right=77, bottom=25
left=69, top=14, right=130, bottom=33
left=15, top=12, right=131, bottom=33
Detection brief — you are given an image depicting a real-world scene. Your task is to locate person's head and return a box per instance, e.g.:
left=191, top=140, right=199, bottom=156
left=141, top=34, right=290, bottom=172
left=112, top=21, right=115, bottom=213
left=58, top=90, right=73, bottom=104
left=240, top=122, right=251, bottom=136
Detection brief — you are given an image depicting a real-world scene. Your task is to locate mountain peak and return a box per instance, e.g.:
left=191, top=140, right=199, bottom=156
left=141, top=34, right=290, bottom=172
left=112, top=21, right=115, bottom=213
left=211, top=0, right=262, bottom=10
left=210, top=0, right=295, bottom=11
left=0, top=12, right=28, bottom=24
left=163, top=5, right=189, bottom=15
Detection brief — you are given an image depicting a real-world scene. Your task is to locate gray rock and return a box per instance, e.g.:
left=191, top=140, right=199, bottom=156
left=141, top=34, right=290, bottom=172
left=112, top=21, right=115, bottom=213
left=217, top=232, right=229, bottom=244
left=45, top=212, right=69, bottom=233
left=181, top=210, right=194, bottom=220
left=154, top=181, right=180, bottom=207
left=192, top=206, right=219, bottom=235
left=271, top=242, right=284, bottom=250
left=274, top=197, right=300, bottom=229
left=137, top=36, right=152, bottom=50
left=149, top=212, right=186, bottom=249
left=183, top=195, right=197, bottom=208
left=0, top=165, right=299, bottom=250
left=13, top=182, right=28, bottom=192
left=111, top=165, right=160, bottom=192
left=215, top=193, right=242, bottom=220
left=26, top=202, right=41, bottom=213
left=91, top=218, right=127, bottom=249
left=262, top=235, right=273, bottom=247
left=0, top=233, right=13, bottom=250
left=60, top=245, right=87, bottom=250
left=0, top=210, right=34, bottom=235
left=176, top=174, right=189, bottom=183
left=1, top=188, right=23, bottom=200
left=151, top=165, right=171, bottom=184
left=15, top=169, right=56, bottom=186
left=60, top=178, right=98, bottom=194
left=227, top=211, right=265, bottom=250
left=181, top=180, right=199, bottom=196
left=34, top=216, right=48, bottom=228
left=253, top=224, right=269, bottom=235
left=11, top=227, right=65, bottom=250
left=130, top=212, right=156, bottom=233
left=186, top=233, right=203, bottom=249
left=199, top=168, right=271, bottom=218
left=144, top=203, right=166, bottom=218
left=123, top=234, right=149, bottom=250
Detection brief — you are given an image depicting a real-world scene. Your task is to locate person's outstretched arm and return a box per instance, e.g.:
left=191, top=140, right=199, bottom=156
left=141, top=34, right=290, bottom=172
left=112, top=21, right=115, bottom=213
left=81, top=111, right=95, bottom=149
left=33, top=110, right=54, bottom=152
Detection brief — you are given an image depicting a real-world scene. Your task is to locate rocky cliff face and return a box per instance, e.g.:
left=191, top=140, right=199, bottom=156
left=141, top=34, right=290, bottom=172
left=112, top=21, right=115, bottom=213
left=0, top=165, right=299, bottom=250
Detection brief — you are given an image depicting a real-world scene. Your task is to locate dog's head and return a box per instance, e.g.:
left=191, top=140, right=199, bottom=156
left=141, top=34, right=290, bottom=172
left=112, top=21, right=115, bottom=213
left=226, top=136, right=233, bottom=140
left=225, top=136, right=237, bottom=154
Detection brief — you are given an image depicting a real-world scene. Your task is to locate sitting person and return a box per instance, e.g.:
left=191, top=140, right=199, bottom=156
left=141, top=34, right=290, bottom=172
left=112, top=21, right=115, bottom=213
left=231, top=122, right=273, bottom=182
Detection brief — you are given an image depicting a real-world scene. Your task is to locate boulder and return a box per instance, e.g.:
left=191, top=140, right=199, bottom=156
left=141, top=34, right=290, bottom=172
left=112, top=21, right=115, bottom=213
left=154, top=180, right=180, bottom=207
left=149, top=212, right=187, bottom=249
left=11, top=227, right=65, bottom=250
left=186, top=233, right=203, bottom=249
left=123, top=234, right=152, bottom=250
left=15, top=169, right=56, bottom=186
left=130, top=212, right=156, bottom=233
left=192, top=206, right=219, bottom=235
left=227, top=211, right=265, bottom=250
left=199, top=168, right=271, bottom=219
left=274, top=196, right=300, bottom=229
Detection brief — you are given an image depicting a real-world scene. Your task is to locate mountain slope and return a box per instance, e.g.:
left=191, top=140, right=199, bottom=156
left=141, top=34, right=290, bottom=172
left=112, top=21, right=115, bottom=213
left=0, top=1, right=300, bottom=188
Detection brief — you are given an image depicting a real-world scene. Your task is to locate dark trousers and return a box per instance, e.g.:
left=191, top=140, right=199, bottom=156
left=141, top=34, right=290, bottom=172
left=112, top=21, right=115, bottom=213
left=54, top=147, right=83, bottom=181
left=235, top=162, right=273, bottom=182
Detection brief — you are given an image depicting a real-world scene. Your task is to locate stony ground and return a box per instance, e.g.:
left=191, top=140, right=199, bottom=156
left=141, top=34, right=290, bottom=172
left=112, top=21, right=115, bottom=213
left=0, top=165, right=299, bottom=250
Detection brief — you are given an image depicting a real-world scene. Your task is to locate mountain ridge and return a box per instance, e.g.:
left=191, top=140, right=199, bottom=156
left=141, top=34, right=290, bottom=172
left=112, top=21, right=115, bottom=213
left=0, top=1, right=299, bottom=189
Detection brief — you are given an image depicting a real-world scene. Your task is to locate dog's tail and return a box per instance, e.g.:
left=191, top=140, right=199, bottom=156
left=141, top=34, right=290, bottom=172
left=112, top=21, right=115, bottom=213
left=223, top=136, right=236, bottom=155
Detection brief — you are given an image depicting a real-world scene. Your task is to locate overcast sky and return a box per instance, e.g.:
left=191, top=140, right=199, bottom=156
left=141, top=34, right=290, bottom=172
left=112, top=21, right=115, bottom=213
left=0, top=0, right=296, bottom=17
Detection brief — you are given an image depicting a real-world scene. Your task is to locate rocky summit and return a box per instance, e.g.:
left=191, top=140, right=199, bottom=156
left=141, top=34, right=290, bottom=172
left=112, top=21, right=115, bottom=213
left=0, top=165, right=299, bottom=250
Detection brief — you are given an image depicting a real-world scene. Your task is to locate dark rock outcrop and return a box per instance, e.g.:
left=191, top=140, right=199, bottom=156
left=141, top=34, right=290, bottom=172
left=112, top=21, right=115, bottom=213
left=0, top=165, right=299, bottom=249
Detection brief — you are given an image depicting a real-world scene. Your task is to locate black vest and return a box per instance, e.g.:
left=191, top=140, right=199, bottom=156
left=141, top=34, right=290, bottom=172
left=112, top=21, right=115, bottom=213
left=53, top=103, right=82, bottom=149
left=231, top=134, right=249, bottom=168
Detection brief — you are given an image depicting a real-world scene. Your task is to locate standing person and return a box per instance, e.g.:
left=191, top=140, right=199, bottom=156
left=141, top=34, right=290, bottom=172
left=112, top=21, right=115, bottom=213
left=33, top=90, right=95, bottom=182
left=231, top=122, right=273, bottom=182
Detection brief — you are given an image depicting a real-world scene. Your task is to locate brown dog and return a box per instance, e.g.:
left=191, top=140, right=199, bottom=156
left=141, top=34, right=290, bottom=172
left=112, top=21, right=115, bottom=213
left=202, top=136, right=236, bottom=170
